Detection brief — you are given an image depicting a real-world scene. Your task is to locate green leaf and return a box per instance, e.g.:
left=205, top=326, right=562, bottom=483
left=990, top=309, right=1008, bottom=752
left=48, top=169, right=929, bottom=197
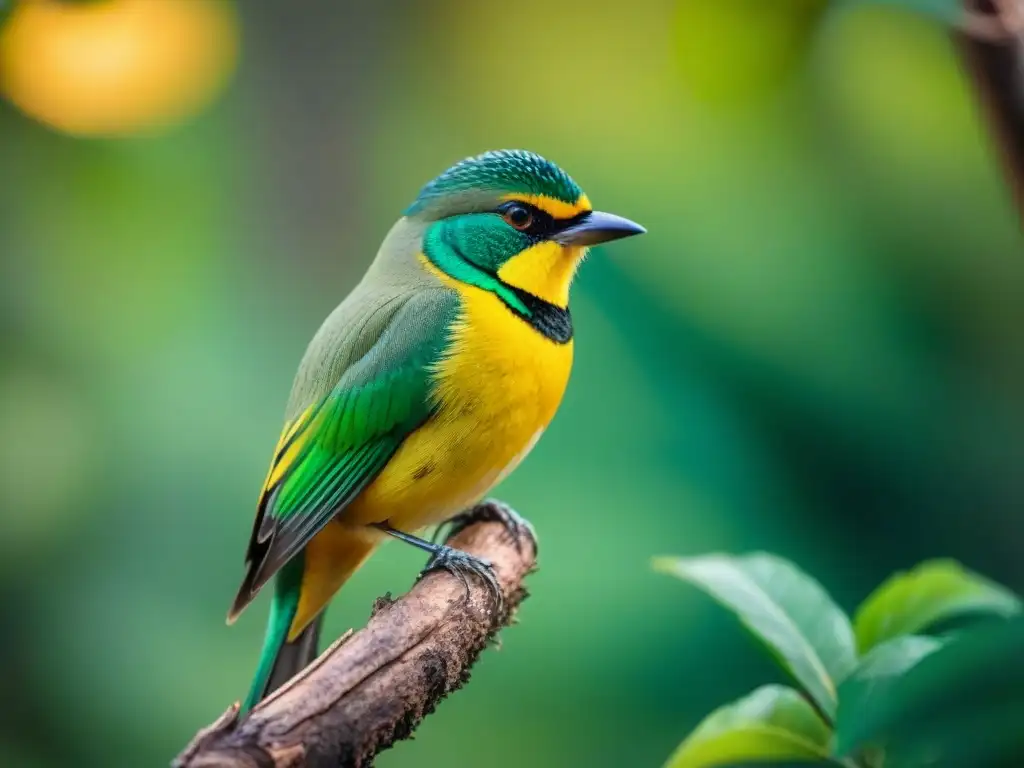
left=665, top=685, right=832, bottom=768
left=835, top=619, right=1024, bottom=767
left=853, top=559, right=1021, bottom=653
left=845, top=635, right=944, bottom=681
left=654, top=553, right=856, bottom=719
left=836, top=635, right=943, bottom=754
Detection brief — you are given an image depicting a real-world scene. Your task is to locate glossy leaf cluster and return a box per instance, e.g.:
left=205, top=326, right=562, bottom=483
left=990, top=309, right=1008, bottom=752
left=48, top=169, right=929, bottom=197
left=653, top=554, right=1022, bottom=768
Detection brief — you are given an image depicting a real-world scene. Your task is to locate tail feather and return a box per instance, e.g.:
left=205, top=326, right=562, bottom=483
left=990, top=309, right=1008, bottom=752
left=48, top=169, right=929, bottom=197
left=265, top=614, right=323, bottom=696
left=238, top=525, right=380, bottom=713
left=241, top=557, right=319, bottom=713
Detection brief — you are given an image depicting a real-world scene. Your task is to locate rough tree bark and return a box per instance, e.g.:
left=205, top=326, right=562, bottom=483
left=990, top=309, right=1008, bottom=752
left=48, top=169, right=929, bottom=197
left=172, top=515, right=537, bottom=768
left=955, top=0, right=1024, bottom=221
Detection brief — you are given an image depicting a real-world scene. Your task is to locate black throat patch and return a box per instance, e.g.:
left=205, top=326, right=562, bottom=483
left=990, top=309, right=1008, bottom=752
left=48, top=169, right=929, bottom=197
left=506, top=287, right=573, bottom=344
left=431, top=228, right=574, bottom=344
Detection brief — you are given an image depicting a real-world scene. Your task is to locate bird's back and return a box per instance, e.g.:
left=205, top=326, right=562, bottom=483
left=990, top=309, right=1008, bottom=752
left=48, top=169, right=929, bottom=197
left=282, top=216, right=445, bottom=423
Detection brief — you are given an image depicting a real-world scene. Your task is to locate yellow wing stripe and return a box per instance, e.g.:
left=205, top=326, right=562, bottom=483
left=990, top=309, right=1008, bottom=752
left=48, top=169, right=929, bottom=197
left=260, top=403, right=317, bottom=494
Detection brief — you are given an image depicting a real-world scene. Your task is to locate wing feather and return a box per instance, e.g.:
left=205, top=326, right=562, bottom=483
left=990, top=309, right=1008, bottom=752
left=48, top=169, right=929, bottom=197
left=228, top=289, right=458, bottom=620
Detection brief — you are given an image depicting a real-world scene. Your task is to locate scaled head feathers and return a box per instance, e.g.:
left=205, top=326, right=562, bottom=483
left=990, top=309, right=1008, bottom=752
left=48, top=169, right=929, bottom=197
left=406, top=150, right=585, bottom=217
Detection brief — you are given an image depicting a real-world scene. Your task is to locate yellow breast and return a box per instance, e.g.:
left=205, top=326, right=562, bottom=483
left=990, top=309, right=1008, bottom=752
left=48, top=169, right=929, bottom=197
left=345, top=265, right=573, bottom=531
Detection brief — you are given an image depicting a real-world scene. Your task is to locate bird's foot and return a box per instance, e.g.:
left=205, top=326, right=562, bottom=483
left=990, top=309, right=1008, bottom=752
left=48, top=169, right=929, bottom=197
left=446, top=499, right=538, bottom=556
left=419, top=545, right=503, bottom=613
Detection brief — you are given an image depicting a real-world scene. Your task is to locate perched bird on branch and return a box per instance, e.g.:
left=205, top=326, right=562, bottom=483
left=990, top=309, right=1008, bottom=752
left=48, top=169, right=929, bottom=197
left=227, top=150, right=645, bottom=713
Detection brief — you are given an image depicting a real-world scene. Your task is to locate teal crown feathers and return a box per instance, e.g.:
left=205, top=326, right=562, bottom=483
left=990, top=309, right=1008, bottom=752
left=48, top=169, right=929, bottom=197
left=405, top=150, right=583, bottom=215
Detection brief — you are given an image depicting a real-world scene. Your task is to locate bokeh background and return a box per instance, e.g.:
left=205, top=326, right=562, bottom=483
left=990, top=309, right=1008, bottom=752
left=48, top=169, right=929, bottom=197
left=1, top=1, right=1021, bottom=766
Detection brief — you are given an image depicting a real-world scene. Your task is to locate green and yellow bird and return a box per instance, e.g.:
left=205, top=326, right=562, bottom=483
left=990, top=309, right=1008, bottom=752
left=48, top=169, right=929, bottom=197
left=228, top=150, right=645, bottom=712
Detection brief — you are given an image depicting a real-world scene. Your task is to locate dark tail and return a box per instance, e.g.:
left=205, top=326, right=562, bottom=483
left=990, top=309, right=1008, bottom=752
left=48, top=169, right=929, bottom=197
left=241, top=559, right=323, bottom=713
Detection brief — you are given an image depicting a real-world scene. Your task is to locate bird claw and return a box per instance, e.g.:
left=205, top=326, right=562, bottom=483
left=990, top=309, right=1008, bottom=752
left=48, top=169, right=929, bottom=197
left=445, top=499, right=538, bottom=555
left=419, top=545, right=504, bottom=614
left=420, top=500, right=535, bottom=615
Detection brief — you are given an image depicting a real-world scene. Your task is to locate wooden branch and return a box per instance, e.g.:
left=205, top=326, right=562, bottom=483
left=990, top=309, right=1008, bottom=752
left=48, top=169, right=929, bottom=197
left=954, top=0, right=1024, bottom=222
left=173, top=517, right=537, bottom=768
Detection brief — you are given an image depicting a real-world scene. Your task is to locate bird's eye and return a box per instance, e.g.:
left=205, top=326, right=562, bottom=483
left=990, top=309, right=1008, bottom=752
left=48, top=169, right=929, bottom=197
left=502, top=203, right=533, bottom=231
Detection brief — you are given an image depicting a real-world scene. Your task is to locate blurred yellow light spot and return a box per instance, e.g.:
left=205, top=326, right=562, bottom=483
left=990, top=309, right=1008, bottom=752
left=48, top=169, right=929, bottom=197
left=0, top=0, right=239, bottom=136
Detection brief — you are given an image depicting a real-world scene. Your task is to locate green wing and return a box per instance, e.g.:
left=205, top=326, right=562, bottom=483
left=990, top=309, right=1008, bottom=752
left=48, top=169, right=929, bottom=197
left=229, top=289, right=458, bottom=618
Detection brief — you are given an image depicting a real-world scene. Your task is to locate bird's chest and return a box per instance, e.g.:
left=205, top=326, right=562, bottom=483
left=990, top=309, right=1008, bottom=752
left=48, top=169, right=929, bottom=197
left=432, top=288, right=573, bottom=487
left=357, top=285, right=573, bottom=529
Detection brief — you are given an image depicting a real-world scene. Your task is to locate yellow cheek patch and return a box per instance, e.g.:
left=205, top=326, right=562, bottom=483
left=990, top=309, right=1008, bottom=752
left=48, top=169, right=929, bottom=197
left=497, top=240, right=585, bottom=308
left=502, top=192, right=592, bottom=220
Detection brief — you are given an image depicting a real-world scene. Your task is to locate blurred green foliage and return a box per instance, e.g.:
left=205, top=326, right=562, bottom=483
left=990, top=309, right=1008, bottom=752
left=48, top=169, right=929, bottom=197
left=838, top=618, right=1024, bottom=767
left=1, top=1, right=1022, bottom=767
left=658, top=554, right=1022, bottom=767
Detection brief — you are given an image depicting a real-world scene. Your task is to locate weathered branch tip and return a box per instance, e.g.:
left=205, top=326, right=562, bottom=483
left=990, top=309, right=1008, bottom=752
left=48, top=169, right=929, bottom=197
left=173, top=511, right=538, bottom=768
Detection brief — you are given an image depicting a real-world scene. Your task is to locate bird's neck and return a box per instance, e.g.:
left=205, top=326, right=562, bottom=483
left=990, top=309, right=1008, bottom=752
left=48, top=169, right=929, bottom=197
left=496, top=240, right=583, bottom=308
left=496, top=283, right=573, bottom=344
left=420, top=239, right=574, bottom=345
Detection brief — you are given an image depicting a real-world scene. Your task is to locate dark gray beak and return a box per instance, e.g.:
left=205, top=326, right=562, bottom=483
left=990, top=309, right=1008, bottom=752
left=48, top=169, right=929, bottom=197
left=553, top=210, right=646, bottom=247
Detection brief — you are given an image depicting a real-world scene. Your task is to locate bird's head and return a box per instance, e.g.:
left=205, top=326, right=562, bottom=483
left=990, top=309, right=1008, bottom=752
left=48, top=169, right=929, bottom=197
left=404, top=150, right=644, bottom=313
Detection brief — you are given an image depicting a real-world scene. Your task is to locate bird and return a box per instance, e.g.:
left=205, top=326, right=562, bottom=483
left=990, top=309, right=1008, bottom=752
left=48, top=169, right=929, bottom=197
left=227, top=149, right=645, bottom=713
